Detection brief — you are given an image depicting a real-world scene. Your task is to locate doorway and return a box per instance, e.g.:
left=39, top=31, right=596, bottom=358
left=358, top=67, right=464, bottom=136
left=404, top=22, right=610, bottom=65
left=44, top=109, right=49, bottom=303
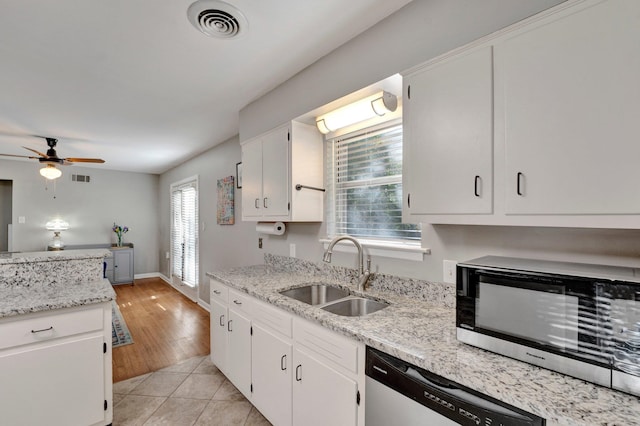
left=0, top=180, right=12, bottom=252
left=170, top=176, right=199, bottom=301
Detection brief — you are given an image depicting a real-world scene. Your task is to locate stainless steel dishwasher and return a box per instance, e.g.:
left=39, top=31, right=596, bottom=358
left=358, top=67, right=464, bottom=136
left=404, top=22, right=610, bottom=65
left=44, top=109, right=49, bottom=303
left=366, top=347, right=545, bottom=426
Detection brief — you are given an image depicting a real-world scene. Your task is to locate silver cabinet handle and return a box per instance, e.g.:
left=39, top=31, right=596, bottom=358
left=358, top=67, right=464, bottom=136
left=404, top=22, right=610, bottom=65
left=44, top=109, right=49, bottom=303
left=31, top=326, right=53, bottom=334
left=255, top=198, right=260, bottom=209
left=474, top=175, right=481, bottom=197
left=219, top=314, right=225, bottom=327
left=227, top=319, right=233, bottom=332
left=233, top=300, right=242, bottom=305
left=263, top=197, right=268, bottom=208
left=213, top=290, right=221, bottom=295
left=281, top=355, right=287, bottom=371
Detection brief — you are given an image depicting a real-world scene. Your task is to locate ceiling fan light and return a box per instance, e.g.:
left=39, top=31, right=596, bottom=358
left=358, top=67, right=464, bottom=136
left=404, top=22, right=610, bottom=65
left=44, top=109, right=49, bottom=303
left=40, top=164, right=62, bottom=180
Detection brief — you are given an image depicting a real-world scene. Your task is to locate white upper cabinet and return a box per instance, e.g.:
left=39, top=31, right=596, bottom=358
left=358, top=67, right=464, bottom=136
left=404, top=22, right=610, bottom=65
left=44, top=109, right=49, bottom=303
left=403, top=46, right=493, bottom=218
left=241, top=121, right=323, bottom=222
left=497, top=0, right=640, bottom=215
left=402, top=0, right=640, bottom=228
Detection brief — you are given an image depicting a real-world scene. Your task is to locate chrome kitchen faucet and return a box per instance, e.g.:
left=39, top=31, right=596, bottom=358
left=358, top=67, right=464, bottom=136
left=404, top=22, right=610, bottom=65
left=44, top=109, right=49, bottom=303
left=323, top=235, right=371, bottom=291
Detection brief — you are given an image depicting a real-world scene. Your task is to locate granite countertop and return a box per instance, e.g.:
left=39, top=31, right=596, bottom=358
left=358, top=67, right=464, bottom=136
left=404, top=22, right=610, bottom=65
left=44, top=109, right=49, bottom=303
left=0, top=248, right=115, bottom=318
left=0, top=248, right=111, bottom=264
left=207, top=264, right=640, bottom=426
left=0, top=278, right=116, bottom=318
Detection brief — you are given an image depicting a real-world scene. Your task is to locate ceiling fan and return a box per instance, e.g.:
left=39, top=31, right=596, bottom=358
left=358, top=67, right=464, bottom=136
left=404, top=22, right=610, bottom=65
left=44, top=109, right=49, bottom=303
left=0, top=137, right=105, bottom=180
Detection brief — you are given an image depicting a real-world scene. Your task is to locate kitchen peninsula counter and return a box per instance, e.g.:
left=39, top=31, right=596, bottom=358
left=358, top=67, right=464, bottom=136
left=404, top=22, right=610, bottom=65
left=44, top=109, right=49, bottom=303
left=0, top=249, right=116, bottom=317
left=207, top=254, right=640, bottom=426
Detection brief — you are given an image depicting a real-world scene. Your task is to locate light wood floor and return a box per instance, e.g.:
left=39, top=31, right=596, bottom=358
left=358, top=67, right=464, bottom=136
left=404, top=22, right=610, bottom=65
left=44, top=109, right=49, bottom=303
left=112, top=278, right=210, bottom=383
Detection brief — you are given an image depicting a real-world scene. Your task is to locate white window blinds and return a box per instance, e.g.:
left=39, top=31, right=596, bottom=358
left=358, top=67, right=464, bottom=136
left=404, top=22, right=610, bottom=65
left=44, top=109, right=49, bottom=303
left=326, top=123, right=420, bottom=241
left=171, top=180, right=198, bottom=287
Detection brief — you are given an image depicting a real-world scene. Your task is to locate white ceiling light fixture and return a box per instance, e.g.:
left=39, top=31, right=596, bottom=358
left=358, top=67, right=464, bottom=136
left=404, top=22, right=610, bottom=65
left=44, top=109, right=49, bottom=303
left=40, top=164, right=62, bottom=180
left=316, top=91, right=398, bottom=135
left=187, top=0, right=248, bottom=39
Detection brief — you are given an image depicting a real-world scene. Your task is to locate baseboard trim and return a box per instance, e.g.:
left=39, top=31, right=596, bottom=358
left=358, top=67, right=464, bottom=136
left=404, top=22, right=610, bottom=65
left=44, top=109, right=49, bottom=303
left=197, top=298, right=211, bottom=312
left=134, top=272, right=163, bottom=280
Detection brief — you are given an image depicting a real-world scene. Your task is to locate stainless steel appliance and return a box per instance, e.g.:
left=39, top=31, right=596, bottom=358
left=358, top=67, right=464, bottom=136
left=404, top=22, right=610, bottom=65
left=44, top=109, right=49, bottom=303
left=365, top=347, right=545, bottom=426
left=457, top=256, right=640, bottom=396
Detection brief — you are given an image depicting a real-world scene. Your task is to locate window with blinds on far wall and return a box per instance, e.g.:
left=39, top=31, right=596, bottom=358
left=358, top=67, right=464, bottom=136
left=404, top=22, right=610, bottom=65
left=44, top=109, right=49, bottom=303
left=326, top=122, right=420, bottom=241
left=171, top=179, right=198, bottom=287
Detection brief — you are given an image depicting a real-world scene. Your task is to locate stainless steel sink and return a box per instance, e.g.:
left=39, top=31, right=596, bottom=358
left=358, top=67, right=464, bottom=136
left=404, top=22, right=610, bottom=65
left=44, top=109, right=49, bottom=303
left=321, top=296, right=389, bottom=317
left=280, top=283, right=350, bottom=305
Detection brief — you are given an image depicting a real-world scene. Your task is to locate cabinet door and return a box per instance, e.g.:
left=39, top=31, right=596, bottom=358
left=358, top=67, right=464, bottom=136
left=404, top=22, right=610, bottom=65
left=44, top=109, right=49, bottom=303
left=227, top=307, right=252, bottom=398
left=261, top=125, right=290, bottom=217
left=252, top=324, right=293, bottom=426
left=104, top=256, right=114, bottom=283
left=405, top=47, right=493, bottom=215
left=0, top=335, right=105, bottom=426
left=210, top=298, right=228, bottom=374
left=113, top=250, right=133, bottom=283
left=241, top=138, right=264, bottom=218
left=498, top=0, right=640, bottom=214
left=292, top=346, right=358, bottom=426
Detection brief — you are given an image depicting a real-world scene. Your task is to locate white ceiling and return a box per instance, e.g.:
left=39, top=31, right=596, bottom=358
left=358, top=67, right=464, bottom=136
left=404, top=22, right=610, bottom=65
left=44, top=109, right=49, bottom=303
left=0, top=0, right=412, bottom=174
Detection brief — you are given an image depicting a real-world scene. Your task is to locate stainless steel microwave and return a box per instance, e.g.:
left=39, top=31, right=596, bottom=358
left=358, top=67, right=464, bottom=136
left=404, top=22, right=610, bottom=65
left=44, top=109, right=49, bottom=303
left=456, top=256, right=640, bottom=397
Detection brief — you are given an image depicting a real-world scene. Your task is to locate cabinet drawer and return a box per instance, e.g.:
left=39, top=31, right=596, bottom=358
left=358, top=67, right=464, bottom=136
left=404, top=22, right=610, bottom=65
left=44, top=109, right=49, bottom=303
left=0, top=307, right=104, bottom=350
left=229, top=289, right=253, bottom=316
left=294, top=317, right=358, bottom=374
left=210, top=279, right=229, bottom=303
left=252, top=298, right=292, bottom=338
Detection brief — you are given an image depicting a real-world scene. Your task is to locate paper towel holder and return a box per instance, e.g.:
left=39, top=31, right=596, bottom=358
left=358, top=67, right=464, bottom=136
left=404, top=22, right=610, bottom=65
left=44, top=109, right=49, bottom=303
left=295, top=184, right=325, bottom=192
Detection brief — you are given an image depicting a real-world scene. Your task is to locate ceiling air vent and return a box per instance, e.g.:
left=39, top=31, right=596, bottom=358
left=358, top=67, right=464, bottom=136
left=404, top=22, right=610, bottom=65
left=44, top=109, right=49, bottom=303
left=187, top=0, right=248, bottom=39
left=72, top=174, right=91, bottom=183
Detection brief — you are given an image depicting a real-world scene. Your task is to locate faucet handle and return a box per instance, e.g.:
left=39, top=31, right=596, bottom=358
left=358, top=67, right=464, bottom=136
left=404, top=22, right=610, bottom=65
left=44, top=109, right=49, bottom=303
left=366, top=256, right=371, bottom=271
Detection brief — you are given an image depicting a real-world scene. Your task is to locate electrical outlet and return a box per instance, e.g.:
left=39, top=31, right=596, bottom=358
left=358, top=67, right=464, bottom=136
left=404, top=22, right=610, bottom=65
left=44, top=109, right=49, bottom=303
left=258, top=237, right=263, bottom=249
left=165, top=251, right=170, bottom=259
left=290, top=243, right=296, bottom=258
left=18, top=216, right=25, bottom=224
left=443, top=260, right=457, bottom=284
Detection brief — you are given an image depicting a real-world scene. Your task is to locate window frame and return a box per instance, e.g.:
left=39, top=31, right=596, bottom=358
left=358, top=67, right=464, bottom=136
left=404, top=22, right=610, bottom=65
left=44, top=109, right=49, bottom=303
left=323, top=119, right=427, bottom=260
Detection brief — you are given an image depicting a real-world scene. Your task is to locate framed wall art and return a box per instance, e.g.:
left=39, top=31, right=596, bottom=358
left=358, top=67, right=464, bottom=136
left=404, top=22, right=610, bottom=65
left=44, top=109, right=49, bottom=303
left=217, top=175, right=235, bottom=225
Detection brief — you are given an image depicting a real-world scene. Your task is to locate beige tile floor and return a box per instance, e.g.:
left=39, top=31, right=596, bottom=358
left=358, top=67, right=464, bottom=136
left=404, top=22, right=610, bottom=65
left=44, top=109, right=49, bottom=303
left=113, top=355, right=272, bottom=426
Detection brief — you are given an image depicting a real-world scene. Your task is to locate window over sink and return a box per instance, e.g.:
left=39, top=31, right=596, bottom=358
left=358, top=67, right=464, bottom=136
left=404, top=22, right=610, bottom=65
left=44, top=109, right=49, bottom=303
left=325, top=121, right=421, bottom=243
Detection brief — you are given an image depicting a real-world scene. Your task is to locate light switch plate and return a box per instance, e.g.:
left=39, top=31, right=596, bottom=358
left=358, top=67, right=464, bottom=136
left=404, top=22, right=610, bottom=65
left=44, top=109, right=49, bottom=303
left=18, top=216, right=25, bottom=224
left=443, top=260, right=457, bottom=284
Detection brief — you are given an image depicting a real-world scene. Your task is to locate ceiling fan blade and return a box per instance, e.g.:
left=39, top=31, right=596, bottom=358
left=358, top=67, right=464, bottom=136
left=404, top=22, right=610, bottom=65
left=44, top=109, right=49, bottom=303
left=64, top=157, right=105, bottom=163
left=23, top=146, right=48, bottom=157
left=0, top=153, right=38, bottom=159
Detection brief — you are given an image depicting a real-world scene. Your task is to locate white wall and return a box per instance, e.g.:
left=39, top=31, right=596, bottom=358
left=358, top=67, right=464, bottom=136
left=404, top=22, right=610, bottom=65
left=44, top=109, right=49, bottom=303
left=240, top=0, right=567, bottom=140
left=158, top=136, right=263, bottom=305
left=238, top=0, right=640, bottom=282
left=0, top=159, right=159, bottom=274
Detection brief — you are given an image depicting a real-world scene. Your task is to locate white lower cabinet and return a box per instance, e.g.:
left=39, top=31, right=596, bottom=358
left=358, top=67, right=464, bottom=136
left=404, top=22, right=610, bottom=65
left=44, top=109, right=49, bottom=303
left=251, top=324, right=293, bottom=426
left=0, top=303, right=112, bottom=426
left=210, top=283, right=253, bottom=399
left=210, top=297, right=228, bottom=373
left=210, top=279, right=365, bottom=426
left=292, top=346, right=358, bottom=426
left=227, top=304, right=252, bottom=398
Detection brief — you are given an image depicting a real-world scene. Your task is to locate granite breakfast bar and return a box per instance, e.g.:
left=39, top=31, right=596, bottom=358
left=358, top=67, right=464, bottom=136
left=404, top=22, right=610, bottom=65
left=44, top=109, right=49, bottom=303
left=208, top=254, right=640, bottom=426
left=0, top=249, right=115, bottom=426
